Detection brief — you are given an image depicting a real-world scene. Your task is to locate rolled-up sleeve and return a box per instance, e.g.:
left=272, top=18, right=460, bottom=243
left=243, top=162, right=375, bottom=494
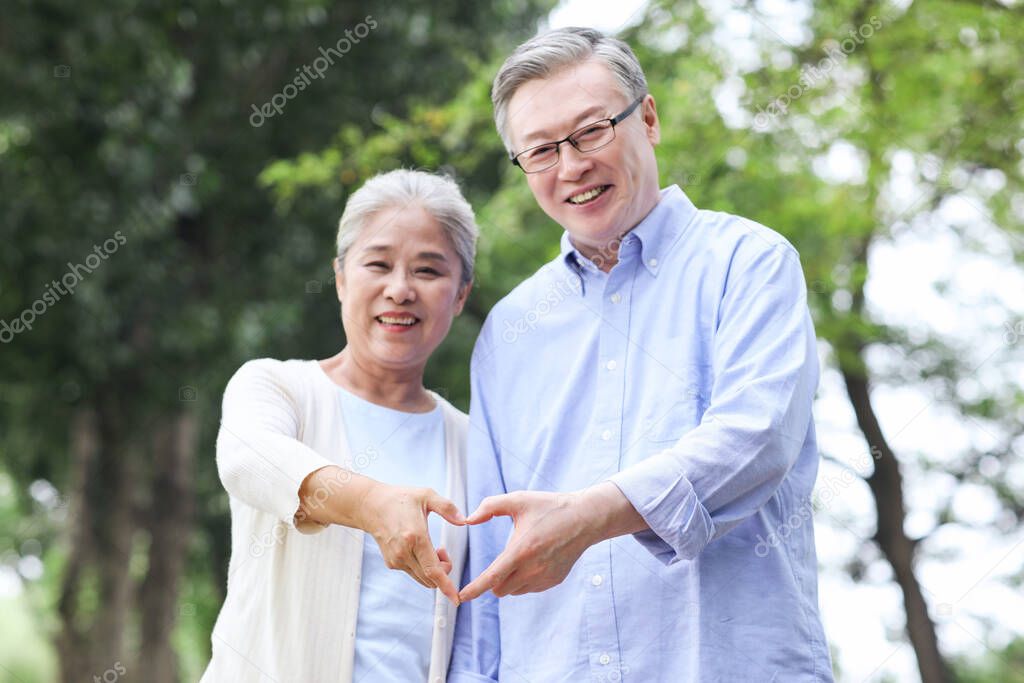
left=216, top=359, right=336, bottom=534
left=610, top=244, right=818, bottom=563
left=448, top=339, right=506, bottom=683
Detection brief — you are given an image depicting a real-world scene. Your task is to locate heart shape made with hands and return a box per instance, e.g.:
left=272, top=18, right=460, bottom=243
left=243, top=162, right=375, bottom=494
left=456, top=490, right=593, bottom=603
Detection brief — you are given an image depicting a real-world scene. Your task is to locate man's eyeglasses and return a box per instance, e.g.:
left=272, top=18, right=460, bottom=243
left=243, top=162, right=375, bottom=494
left=510, top=96, right=646, bottom=174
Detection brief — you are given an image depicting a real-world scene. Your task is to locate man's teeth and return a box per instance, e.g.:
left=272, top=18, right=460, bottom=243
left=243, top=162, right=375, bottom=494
left=568, top=186, right=608, bottom=205
left=378, top=316, right=417, bottom=325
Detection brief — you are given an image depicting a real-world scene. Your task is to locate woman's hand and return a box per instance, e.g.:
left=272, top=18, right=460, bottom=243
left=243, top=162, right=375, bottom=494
left=358, top=482, right=465, bottom=605
left=297, top=467, right=465, bottom=604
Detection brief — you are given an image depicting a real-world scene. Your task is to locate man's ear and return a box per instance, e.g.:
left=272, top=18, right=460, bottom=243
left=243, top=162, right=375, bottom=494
left=642, top=94, right=661, bottom=145
left=453, top=279, right=473, bottom=316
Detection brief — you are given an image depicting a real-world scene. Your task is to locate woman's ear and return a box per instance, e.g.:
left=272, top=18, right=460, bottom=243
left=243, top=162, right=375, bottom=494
left=334, top=257, right=345, bottom=303
left=453, top=279, right=473, bottom=316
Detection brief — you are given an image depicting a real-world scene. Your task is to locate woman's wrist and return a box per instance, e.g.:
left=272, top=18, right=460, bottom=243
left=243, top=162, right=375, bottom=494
left=296, top=466, right=383, bottom=531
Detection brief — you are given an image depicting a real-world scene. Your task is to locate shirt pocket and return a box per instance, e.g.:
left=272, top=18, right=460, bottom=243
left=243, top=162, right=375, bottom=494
left=641, top=383, right=708, bottom=445
left=630, top=332, right=712, bottom=446
left=634, top=370, right=708, bottom=446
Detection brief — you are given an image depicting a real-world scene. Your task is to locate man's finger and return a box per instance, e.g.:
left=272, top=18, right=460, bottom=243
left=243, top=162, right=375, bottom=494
left=492, top=568, right=524, bottom=598
left=465, top=494, right=516, bottom=525
left=426, top=494, right=466, bottom=526
left=458, top=551, right=515, bottom=602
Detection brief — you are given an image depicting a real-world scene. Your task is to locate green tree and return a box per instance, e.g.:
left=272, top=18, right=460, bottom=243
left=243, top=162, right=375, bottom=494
left=0, top=1, right=554, bottom=681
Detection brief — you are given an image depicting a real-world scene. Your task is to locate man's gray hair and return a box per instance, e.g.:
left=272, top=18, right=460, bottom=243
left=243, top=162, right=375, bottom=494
left=492, top=27, right=648, bottom=153
left=336, top=169, right=478, bottom=286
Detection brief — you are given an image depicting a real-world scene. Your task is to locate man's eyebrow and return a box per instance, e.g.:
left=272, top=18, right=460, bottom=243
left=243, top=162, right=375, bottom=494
left=520, top=105, right=608, bottom=146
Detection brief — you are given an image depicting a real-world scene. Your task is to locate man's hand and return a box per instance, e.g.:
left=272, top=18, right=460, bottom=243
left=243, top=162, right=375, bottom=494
left=458, top=483, right=649, bottom=602
left=457, top=490, right=593, bottom=602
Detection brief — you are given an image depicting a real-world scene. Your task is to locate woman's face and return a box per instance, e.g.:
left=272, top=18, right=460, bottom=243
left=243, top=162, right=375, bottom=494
left=336, top=204, right=470, bottom=374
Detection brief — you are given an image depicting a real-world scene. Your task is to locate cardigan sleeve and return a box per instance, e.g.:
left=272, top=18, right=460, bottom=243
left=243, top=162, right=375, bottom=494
left=216, top=359, right=337, bottom=534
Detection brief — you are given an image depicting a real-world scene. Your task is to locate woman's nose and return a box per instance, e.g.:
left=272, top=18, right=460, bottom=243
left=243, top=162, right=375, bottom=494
left=383, top=271, right=416, bottom=303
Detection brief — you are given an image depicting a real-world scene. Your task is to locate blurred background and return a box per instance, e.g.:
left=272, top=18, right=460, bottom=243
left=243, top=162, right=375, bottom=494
left=1, top=0, right=1022, bottom=681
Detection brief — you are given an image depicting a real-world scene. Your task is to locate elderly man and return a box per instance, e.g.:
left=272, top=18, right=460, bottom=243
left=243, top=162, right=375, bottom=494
left=450, top=27, right=833, bottom=682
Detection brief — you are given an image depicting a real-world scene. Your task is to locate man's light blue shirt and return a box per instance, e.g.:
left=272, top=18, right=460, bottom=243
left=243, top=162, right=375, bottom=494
left=450, top=185, right=833, bottom=682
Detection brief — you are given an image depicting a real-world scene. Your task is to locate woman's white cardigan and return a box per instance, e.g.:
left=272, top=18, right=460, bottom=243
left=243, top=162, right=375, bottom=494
left=200, top=358, right=468, bottom=683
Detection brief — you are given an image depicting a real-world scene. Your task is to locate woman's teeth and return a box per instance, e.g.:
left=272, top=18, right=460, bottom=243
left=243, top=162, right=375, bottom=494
left=568, top=186, right=608, bottom=205
left=377, top=316, right=417, bottom=326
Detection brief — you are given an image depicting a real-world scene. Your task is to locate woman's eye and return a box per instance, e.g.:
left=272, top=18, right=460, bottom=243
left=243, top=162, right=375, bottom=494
left=416, top=268, right=441, bottom=276
left=365, top=261, right=389, bottom=270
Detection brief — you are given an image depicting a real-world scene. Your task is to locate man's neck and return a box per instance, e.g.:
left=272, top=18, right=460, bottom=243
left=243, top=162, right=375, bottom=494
left=573, top=188, right=663, bottom=273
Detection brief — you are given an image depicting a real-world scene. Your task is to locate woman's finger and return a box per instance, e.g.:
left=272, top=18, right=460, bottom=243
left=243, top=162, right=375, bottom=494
left=381, top=534, right=433, bottom=588
left=437, top=546, right=453, bottom=574
left=425, top=493, right=466, bottom=526
left=413, top=535, right=460, bottom=605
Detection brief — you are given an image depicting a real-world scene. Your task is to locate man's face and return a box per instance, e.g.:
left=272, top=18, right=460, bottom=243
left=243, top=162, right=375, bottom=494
left=506, top=58, right=661, bottom=264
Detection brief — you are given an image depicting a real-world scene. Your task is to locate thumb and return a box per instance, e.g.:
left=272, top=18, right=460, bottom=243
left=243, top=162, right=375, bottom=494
left=426, top=493, right=466, bottom=526
left=465, top=494, right=517, bottom=525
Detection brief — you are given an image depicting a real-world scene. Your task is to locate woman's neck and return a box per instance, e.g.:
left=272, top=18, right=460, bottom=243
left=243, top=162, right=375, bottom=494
left=318, top=349, right=435, bottom=413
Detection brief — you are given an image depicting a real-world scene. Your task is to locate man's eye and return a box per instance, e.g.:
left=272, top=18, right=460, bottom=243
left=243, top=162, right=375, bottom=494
left=576, top=125, right=605, bottom=140
left=365, top=261, right=388, bottom=269
left=416, top=268, right=441, bottom=276
left=526, top=144, right=557, bottom=159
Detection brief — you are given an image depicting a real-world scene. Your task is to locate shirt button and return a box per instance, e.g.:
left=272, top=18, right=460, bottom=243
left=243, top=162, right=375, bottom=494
left=605, top=359, right=617, bottom=370
left=600, top=429, right=612, bottom=441
left=591, top=574, right=603, bottom=586
left=649, top=258, right=658, bottom=268
left=599, top=653, right=611, bottom=665
left=610, top=293, right=622, bottom=304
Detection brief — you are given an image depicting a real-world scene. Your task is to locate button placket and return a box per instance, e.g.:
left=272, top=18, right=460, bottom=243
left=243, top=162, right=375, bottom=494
left=581, top=259, right=634, bottom=682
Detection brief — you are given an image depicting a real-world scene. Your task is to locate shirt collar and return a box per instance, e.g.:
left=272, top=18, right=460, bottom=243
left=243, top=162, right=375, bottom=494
left=559, top=184, right=699, bottom=280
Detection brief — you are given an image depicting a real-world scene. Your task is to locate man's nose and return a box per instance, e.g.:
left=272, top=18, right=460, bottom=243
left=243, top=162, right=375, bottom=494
left=557, top=143, right=593, bottom=180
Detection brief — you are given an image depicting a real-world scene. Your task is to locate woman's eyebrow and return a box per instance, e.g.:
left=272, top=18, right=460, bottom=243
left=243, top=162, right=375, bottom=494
left=360, top=245, right=448, bottom=262
left=417, top=251, right=449, bottom=262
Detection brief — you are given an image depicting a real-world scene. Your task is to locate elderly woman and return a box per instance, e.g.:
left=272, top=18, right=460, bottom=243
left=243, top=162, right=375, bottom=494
left=201, top=169, right=477, bottom=682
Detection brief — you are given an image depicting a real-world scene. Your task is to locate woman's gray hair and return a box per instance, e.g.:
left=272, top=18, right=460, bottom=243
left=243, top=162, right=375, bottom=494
left=335, top=169, right=478, bottom=286
left=492, top=27, right=648, bottom=153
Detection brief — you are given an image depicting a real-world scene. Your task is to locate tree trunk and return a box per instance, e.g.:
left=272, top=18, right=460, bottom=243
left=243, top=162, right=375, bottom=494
left=56, top=401, right=138, bottom=682
left=137, top=411, right=197, bottom=683
left=57, top=407, right=97, bottom=681
left=841, top=365, right=951, bottom=683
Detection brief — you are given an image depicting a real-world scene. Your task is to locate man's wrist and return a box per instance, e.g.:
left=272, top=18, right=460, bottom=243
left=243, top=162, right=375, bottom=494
left=576, top=481, right=648, bottom=544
